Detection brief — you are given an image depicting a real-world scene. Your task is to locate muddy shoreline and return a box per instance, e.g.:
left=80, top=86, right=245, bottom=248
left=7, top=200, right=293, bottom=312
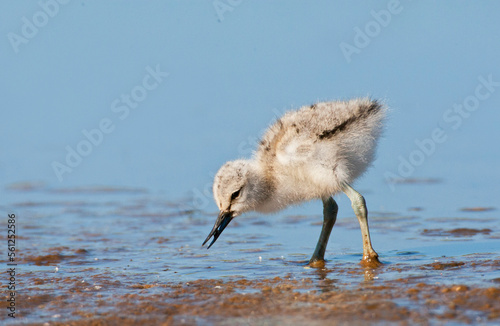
left=2, top=186, right=499, bottom=325
left=6, top=255, right=500, bottom=325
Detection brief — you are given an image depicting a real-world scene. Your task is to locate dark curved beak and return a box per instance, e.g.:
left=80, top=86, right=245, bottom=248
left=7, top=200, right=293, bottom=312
left=202, top=210, right=234, bottom=249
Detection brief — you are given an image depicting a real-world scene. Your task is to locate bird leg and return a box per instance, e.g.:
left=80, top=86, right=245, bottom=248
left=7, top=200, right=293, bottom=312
left=342, top=183, right=381, bottom=267
left=309, top=197, right=338, bottom=267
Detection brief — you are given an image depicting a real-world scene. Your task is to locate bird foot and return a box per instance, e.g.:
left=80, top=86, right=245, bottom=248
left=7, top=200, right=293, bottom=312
left=360, top=253, right=382, bottom=269
left=308, top=258, right=326, bottom=268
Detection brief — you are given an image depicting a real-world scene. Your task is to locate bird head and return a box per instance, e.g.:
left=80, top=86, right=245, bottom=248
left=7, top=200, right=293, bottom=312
left=202, top=160, right=256, bottom=249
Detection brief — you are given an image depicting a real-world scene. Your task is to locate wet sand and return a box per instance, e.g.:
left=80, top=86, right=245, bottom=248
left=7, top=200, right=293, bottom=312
left=2, top=183, right=499, bottom=325
left=14, top=257, right=500, bottom=325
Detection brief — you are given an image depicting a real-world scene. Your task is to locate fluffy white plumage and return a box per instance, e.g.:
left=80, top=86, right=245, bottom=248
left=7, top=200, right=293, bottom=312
left=213, top=98, right=385, bottom=215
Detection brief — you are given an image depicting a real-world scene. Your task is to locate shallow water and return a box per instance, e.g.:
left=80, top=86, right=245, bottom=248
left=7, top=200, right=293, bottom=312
left=2, top=181, right=499, bottom=324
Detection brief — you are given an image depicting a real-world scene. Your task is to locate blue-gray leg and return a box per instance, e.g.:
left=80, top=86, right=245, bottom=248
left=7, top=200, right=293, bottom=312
left=342, top=183, right=380, bottom=267
left=309, top=197, right=338, bottom=267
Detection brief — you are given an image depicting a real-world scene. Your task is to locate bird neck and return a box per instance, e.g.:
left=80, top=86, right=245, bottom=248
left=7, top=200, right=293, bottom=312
left=247, top=160, right=276, bottom=211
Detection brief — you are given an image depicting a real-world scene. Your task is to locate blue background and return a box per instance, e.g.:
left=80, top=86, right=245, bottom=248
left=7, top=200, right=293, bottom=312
left=1, top=1, right=499, bottom=216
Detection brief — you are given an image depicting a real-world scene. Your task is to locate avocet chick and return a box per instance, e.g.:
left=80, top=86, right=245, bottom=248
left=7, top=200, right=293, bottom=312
left=202, top=98, right=386, bottom=267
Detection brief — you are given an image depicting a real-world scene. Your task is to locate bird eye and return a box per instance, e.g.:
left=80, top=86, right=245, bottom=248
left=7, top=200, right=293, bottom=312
left=230, top=188, right=242, bottom=201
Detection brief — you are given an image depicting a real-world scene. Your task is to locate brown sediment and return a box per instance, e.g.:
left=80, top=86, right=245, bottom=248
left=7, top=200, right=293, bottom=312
left=151, top=236, right=170, bottom=244
left=422, top=228, right=492, bottom=237
left=12, top=273, right=500, bottom=326
left=5, top=256, right=500, bottom=325
left=425, top=261, right=466, bottom=270
left=23, top=253, right=70, bottom=266
left=460, top=207, right=496, bottom=212
left=22, top=248, right=89, bottom=266
left=448, top=228, right=492, bottom=236
left=6, top=181, right=46, bottom=191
